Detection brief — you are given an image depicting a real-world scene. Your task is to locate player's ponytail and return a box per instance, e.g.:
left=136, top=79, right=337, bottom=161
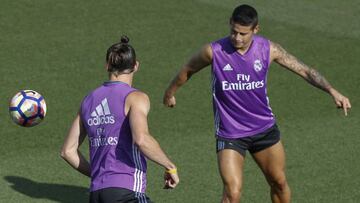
left=106, top=35, right=136, bottom=75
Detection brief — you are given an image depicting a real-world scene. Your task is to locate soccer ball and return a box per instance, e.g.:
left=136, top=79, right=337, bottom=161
left=9, top=90, right=47, bottom=127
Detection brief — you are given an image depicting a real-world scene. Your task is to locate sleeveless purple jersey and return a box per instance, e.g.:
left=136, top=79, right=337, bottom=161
left=211, top=35, right=275, bottom=138
left=80, top=81, right=147, bottom=193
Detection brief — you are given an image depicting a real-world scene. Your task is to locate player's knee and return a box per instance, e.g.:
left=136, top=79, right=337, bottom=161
left=269, top=176, right=288, bottom=192
left=224, top=182, right=242, bottom=201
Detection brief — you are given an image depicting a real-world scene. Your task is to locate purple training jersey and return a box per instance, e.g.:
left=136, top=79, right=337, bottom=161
left=80, top=81, right=147, bottom=193
left=211, top=35, right=275, bottom=138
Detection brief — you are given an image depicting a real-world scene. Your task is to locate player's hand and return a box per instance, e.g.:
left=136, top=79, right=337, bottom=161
left=163, top=168, right=179, bottom=189
left=330, top=88, right=351, bottom=116
left=163, top=94, right=176, bottom=108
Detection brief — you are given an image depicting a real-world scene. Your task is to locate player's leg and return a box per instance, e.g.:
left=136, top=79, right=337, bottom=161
left=217, top=137, right=249, bottom=203
left=251, top=141, right=291, bottom=203
left=217, top=148, right=245, bottom=203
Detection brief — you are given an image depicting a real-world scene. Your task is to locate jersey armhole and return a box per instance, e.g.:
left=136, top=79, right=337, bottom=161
left=79, top=94, right=90, bottom=127
left=265, top=39, right=271, bottom=69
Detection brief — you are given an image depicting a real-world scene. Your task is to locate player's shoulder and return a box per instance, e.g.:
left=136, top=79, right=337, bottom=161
left=126, top=90, right=150, bottom=114
left=200, top=43, right=213, bottom=60
left=127, top=90, right=150, bottom=105
left=268, top=40, right=285, bottom=54
left=267, top=39, right=278, bottom=47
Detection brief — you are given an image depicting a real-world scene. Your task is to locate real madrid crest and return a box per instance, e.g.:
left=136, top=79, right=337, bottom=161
left=253, top=59, right=262, bottom=72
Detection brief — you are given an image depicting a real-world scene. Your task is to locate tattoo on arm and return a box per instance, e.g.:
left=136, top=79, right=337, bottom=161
left=307, top=68, right=332, bottom=92
left=271, top=42, right=332, bottom=92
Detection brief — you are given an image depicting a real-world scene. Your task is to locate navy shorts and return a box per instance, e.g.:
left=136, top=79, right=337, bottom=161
left=216, top=124, right=281, bottom=157
left=90, top=187, right=153, bottom=203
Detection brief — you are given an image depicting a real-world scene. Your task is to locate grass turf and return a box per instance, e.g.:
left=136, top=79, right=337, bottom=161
left=0, top=0, right=359, bottom=202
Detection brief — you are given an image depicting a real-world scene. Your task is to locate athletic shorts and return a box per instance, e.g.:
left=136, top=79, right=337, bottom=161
left=216, top=124, right=280, bottom=157
left=90, top=187, right=153, bottom=203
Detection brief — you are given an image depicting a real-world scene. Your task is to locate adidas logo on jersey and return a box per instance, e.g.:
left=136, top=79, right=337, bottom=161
left=222, top=64, right=233, bottom=71
left=87, top=98, right=115, bottom=126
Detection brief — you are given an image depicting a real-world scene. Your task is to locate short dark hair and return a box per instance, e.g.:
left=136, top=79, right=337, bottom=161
left=230, top=5, right=258, bottom=28
left=106, top=35, right=136, bottom=75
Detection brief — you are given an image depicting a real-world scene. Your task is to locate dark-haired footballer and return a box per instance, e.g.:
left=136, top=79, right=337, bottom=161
left=61, top=36, right=179, bottom=203
left=163, top=4, right=350, bottom=203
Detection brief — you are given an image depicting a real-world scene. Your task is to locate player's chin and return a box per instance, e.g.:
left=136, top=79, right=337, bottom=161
left=231, top=43, right=244, bottom=49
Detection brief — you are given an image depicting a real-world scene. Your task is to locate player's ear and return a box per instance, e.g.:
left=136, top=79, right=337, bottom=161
left=133, top=61, right=139, bottom=73
left=105, top=63, right=109, bottom=71
left=253, top=25, right=259, bottom=34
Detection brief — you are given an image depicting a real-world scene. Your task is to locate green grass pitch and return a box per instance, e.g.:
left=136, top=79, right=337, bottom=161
left=0, top=0, right=359, bottom=202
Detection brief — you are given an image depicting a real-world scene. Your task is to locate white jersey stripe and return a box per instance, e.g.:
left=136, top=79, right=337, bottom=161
left=90, top=98, right=111, bottom=118
left=134, top=169, right=139, bottom=192
left=132, top=145, right=138, bottom=191
left=95, top=104, right=104, bottom=116
left=90, top=111, right=97, bottom=117
left=214, top=109, right=220, bottom=134
left=139, top=171, right=143, bottom=193
left=137, top=169, right=141, bottom=192
left=135, top=149, right=141, bottom=192
left=211, top=72, right=216, bottom=94
left=132, top=145, right=144, bottom=193
left=135, top=147, right=143, bottom=192
left=212, top=73, right=220, bottom=134
left=136, top=147, right=141, bottom=192
left=264, top=89, right=274, bottom=116
left=102, top=98, right=111, bottom=115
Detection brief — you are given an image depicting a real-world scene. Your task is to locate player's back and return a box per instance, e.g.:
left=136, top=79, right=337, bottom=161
left=80, top=81, right=147, bottom=193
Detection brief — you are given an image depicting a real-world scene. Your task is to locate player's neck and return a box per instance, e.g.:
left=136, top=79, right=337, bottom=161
left=109, top=73, right=133, bottom=86
left=236, top=41, right=253, bottom=55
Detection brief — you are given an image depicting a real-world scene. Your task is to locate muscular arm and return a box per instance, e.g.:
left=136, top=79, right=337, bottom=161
left=270, top=41, right=333, bottom=92
left=128, top=91, right=179, bottom=188
left=128, top=92, right=176, bottom=170
left=270, top=41, right=351, bottom=115
left=163, top=44, right=213, bottom=107
left=60, top=113, right=91, bottom=177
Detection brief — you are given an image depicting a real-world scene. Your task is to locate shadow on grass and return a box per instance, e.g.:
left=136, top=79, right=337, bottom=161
left=4, top=176, right=88, bottom=203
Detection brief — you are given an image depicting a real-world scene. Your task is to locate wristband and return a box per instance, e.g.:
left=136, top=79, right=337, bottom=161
left=166, top=168, right=177, bottom=174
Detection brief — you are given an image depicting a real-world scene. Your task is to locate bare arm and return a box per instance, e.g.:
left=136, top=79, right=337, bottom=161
left=60, top=113, right=91, bottom=177
left=127, top=91, right=179, bottom=188
left=163, top=44, right=213, bottom=107
left=270, top=41, right=351, bottom=115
